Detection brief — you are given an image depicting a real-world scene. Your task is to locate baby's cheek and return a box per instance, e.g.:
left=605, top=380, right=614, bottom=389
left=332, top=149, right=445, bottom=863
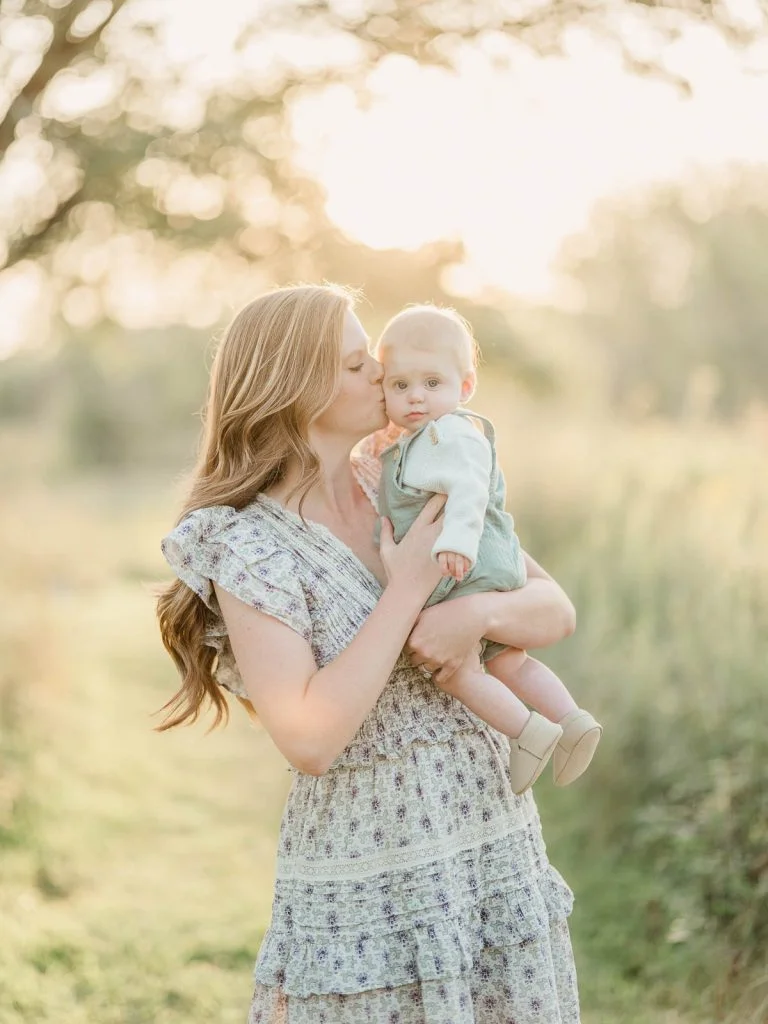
left=384, top=395, right=401, bottom=421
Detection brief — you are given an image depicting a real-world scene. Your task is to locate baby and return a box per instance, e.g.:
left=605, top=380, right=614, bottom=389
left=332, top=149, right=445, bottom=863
left=375, top=305, right=602, bottom=795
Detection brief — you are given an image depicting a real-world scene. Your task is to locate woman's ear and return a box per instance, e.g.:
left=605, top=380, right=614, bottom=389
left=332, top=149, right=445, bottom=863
left=460, top=371, right=476, bottom=403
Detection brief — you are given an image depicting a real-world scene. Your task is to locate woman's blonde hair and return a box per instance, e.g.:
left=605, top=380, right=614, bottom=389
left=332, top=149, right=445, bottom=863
left=155, top=282, right=354, bottom=731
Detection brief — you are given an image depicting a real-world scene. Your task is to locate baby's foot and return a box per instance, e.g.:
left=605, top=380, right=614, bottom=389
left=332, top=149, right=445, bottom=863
left=508, top=712, right=563, bottom=795
left=552, top=709, right=603, bottom=787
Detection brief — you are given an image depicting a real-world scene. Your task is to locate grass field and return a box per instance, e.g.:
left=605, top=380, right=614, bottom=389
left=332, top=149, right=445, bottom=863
left=1, top=407, right=766, bottom=1023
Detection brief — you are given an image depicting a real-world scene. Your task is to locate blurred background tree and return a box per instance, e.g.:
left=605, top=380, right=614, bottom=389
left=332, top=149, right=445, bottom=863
left=0, top=0, right=760, bottom=319
left=560, top=168, right=768, bottom=419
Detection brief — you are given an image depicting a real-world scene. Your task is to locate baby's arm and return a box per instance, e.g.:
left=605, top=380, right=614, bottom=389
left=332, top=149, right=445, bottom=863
left=403, top=416, right=492, bottom=573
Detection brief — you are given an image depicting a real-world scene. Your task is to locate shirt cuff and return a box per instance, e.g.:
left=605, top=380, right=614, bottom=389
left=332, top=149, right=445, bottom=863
left=431, top=522, right=480, bottom=568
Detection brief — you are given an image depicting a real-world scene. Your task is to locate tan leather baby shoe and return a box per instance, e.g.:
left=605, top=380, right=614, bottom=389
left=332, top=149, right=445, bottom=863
left=552, top=709, right=603, bottom=787
left=508, top=712, right=564, bottom=795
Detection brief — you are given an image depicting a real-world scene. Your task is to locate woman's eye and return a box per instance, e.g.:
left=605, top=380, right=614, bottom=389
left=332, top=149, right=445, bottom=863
left=349, top=364, right=364, bottom=372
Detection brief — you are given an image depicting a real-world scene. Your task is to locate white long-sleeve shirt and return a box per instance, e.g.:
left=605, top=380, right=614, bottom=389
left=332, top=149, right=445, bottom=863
left=401, top=413, right=493, bottom=568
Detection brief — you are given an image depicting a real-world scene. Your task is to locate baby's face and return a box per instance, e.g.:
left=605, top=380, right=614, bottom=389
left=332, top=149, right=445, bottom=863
left=381, top=346, right=470, bottom=432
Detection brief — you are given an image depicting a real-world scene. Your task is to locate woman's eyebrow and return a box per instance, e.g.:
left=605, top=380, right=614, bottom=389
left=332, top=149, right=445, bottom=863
left=346, top=348, right=367, bottom=360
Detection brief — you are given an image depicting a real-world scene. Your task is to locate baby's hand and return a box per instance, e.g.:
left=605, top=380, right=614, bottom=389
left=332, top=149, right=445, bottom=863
left=437, top=551, right=471, bottom=582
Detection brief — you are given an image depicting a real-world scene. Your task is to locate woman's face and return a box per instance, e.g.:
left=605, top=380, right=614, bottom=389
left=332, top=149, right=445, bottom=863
left=311, top=310, right=387, bottom=441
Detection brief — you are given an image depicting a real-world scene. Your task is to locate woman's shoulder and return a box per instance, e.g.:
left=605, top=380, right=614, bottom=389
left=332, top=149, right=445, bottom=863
left=160, top=500, right=291, bottom=606
left=161, top=500, right=313, bottom=680
left=162, top=500, right=280, bottom=552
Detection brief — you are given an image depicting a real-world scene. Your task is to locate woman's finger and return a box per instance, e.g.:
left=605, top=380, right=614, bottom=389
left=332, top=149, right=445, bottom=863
left=414, top=492, right=447, bottom=524
left=379, top=516, right=394, bottom=551
left=434, top=660, right=460, bottom=685
left=412, top=651, right=439, bottom=671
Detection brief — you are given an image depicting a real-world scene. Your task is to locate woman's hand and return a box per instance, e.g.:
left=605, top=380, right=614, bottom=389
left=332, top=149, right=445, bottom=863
left=404, top=597, right=486, bottom=686
left=379, top=494, right=446, bottom=603
left=404, top=550, right=576, bottom=685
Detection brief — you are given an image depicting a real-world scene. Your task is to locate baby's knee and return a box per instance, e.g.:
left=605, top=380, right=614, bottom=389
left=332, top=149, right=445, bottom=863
left=487, top=646, right=527, bottom=674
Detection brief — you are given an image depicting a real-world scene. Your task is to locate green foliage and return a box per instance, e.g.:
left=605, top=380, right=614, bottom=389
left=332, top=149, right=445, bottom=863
left=0, top=676, right=37, bottom=849
left=562, top=170, right=768, bottom=418
left=518, top=462, right=768, bottom=1015
left=54, top=325, right=210, bottom=469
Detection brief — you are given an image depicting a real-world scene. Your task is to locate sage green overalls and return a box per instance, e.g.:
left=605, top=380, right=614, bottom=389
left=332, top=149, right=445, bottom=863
left=377, top=410, right=526, bottom=662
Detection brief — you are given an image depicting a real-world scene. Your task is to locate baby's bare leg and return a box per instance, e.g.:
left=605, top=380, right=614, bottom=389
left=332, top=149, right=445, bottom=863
left=437, top=650, right=531, bottom=737
left=437, top=649, right=568, bottom=795
left=486, top=648, right=577, bottom=722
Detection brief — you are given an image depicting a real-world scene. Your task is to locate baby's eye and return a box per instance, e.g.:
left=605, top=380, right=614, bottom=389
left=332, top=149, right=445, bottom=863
left=426, top=379, right=441, bottom=388
left=395, top=381, right=407, bottom=390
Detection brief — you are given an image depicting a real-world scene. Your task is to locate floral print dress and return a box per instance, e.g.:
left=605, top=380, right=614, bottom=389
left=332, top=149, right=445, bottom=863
left=161, top=451, right=580, bottom=1024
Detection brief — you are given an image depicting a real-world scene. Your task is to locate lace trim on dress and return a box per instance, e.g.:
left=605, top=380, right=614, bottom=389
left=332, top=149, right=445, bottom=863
left=275, top=805, right=537, bottom=882
left=350, top=452, right=382, bottom=513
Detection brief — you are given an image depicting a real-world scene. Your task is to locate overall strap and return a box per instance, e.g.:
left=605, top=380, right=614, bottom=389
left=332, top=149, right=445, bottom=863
left=452, top=409, right=498, bottom=485
left=452, top=408, right=496, bottom=444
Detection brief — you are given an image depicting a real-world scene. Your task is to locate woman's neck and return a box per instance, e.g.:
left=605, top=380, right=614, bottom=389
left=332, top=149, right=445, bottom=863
left=267, top=437, right=362, bottom=520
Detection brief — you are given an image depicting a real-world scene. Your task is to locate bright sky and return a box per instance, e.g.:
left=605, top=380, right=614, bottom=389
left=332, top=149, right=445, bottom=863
left=2, top=0, right=768, bottom=354
left=291, top=25, right=768, bottom=300
left=122, top=0, right=768, bottom=302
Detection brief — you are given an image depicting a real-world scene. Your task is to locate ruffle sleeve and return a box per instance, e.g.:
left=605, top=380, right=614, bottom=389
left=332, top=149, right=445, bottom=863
left=160, top=505, right=313, bottom=698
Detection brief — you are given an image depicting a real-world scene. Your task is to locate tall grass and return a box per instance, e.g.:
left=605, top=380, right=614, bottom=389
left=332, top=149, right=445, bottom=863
left=491, top=403, right=768, bottom=1024
left=0, top=411, right=765, bottom=1023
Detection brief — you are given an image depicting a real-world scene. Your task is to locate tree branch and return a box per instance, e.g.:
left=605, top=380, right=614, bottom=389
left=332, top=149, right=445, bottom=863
left=2, top=183, right=86, bottom=268
left=0, top=0, right=128, bottom=157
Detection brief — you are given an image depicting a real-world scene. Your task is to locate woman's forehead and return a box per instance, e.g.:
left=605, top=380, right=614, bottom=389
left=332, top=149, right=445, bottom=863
left=341, top=310, right=370, bottom=355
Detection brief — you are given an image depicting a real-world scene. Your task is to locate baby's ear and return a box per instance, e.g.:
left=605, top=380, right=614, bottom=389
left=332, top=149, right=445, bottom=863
left=460, top=371, right=476, bottom=403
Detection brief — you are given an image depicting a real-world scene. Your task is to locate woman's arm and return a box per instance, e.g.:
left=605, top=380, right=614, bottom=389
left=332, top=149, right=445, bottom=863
left=405, top=550, right=576, bottom=685
left=482, top=551, right=576, bottom=646
left=214, top=497, right=446, bottom=776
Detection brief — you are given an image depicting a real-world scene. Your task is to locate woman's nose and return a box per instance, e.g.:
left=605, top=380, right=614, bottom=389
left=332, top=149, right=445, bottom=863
left=370, top=360, right=384, bottom=384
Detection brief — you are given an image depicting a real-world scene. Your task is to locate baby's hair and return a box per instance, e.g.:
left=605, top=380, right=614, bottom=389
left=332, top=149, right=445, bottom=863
left=376, top=304, right=479, bottom=376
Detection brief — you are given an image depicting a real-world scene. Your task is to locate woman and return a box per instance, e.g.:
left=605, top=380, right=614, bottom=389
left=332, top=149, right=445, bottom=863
left=157, top=283, right=580, bottom=1023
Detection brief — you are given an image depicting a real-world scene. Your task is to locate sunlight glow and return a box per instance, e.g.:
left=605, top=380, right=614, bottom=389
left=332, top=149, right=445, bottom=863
left=292, top=26, right=768, bottom=300
left=4, top=1, right=768, bottom=356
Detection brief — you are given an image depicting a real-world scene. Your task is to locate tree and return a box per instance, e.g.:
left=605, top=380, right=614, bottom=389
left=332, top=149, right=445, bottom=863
left=559, top=168, right=768, bottom=417
left=0, top=0, right=764, bottom=336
